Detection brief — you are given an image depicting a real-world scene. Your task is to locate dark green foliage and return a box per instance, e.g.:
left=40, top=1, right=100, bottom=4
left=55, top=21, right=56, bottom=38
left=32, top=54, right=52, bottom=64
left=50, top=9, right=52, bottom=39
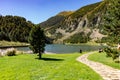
left=104, top=47, right=113, bottom=57
left=103, top=0, right=120, bottom=43
left=111, top=49, right=119, bottom=60
left=101, top=36, right=120, bottom=45
left=45, top=36, right=53, bottom=44
left=64, top=32, right=90, bottom=43
left=28, top=26, right=46, bottom=59
left=100, top=37, right=109, bottom=43
left=104, top=47, right=119, bottom=61
left=0, top=15, right=33, bottom=42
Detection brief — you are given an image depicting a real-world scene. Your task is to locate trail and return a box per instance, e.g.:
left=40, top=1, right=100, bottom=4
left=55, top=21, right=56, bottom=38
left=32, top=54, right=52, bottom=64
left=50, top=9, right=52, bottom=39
left=77, top=52, right=120, bottom=80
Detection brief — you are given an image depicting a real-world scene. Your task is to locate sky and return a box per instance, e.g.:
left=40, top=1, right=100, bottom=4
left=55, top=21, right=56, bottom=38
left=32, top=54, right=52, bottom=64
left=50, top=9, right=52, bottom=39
left=0, top=0, right=102, bottom=24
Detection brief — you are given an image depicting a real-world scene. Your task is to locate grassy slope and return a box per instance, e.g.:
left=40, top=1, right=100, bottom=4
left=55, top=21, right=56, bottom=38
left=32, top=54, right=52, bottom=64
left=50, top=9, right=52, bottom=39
left=70, top=2, right=101, bottom=18
left=0, top=53, right=103, bottom=80
left=88, top=52, right=120, bottom=69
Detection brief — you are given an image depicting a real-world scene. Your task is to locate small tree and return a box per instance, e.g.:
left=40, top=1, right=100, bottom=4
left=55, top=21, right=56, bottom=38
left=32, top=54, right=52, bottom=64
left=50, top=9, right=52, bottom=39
left=28, top=26, right=45, bottom=59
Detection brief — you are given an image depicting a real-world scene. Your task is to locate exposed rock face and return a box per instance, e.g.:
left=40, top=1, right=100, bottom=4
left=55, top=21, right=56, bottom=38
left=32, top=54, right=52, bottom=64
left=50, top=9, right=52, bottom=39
left=39, top=1, right=107, bottom=43
left=90, top=29, right=107, bottom=41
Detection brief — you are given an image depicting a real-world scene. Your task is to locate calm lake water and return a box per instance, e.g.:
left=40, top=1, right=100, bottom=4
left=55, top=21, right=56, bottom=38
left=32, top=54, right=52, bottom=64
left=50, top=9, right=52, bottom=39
left=16, top=44, right=104, bottom=53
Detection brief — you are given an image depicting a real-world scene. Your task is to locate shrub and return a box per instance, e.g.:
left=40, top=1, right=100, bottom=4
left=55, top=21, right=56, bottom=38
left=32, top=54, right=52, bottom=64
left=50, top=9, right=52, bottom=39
left=111, top=49, right=119, bottom=60
left=104, top=47, right=120, bottom=61
left=6, top=48, right=16, bottom=56
left=104, top=47, right=113, bottom=57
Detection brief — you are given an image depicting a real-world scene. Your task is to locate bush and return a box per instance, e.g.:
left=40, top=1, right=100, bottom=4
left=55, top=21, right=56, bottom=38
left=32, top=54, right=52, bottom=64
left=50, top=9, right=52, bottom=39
left=104, top=47, right=113, bottom=57
left=111, top=49, right=119, bottom=60
left=104, top=47, right=120, bottom=60
left=6, top=48, right=16, bottom=56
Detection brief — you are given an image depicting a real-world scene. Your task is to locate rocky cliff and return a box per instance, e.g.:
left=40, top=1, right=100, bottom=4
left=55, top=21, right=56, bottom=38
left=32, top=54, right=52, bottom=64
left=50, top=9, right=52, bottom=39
left=39, top=1, right=107, bottom=43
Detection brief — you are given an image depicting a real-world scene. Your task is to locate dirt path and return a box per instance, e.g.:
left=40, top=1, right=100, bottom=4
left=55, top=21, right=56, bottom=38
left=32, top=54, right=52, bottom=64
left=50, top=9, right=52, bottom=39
left=76, top=52, right=120, bottom=80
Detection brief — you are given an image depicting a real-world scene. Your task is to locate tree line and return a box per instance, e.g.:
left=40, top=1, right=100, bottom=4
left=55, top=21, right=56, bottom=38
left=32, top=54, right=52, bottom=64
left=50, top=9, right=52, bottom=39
left=0, top=15, right=34, bottom=42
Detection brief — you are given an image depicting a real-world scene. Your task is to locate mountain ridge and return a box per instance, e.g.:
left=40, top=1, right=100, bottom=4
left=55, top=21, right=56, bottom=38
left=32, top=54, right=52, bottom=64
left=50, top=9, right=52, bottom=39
left=39, top=1, right=107, bottom=43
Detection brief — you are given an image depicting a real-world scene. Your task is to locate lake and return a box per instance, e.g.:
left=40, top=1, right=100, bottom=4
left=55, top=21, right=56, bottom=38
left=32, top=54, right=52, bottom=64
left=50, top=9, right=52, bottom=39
left=16, top=44, right=104, bottom=53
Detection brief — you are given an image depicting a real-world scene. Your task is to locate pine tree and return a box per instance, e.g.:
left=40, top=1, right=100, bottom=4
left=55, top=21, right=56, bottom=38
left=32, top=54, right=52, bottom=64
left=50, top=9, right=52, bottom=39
left=28, top=26, right=45, bottom=59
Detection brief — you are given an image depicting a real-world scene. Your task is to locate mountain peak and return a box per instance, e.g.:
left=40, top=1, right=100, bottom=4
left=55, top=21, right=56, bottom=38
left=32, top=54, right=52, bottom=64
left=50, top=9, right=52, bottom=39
left=57, top=11, right=74, bottom=16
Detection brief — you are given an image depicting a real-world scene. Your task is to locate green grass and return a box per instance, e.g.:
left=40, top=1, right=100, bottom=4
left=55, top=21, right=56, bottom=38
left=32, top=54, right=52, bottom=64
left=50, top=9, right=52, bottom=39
left=88, top=52, right=120, bottom=69
left=0, top=53, right=103, bottom=80
left=0, top=40, right=29, bottom=46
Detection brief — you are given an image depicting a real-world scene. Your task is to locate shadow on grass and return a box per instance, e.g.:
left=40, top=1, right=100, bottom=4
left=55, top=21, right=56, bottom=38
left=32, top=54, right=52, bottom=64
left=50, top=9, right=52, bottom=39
left=35, top=57, right=64, bottom=61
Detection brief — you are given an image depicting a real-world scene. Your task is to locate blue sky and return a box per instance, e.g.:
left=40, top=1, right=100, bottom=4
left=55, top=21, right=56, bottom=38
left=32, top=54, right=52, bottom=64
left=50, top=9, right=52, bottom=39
left=0, top=0, right=102, bottom=24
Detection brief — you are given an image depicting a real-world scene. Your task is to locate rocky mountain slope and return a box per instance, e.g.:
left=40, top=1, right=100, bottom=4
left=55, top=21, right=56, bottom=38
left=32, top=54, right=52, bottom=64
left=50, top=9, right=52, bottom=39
left=39, top=1, right=107, bottom=43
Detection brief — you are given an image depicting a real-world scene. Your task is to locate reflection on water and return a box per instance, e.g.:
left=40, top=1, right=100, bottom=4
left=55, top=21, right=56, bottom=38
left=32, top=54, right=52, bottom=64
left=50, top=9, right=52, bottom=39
left=16, top=44, right=105, bottom=53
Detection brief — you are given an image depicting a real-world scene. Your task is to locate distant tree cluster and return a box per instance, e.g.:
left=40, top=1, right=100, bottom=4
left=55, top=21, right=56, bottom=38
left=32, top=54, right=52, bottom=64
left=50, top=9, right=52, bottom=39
left=64, top=32, right=90, bottom=43
left=39, top=15, right=65, bottom=29
left=0, top=15, right=34, bottom=42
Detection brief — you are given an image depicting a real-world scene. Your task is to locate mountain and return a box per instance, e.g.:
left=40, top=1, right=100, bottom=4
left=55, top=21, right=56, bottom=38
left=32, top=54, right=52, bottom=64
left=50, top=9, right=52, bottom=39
left=39, top=1, right=108, bottom=43
left=39, top=11, right=74, bottom=30
left=0, top=15, right=52, bottom=43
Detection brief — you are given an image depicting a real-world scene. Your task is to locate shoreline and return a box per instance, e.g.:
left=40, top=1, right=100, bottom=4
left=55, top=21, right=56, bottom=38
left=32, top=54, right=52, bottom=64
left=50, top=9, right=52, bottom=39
left=0, top=45, right=29, bottom=49
left=63, top=42, right=102, bottom=46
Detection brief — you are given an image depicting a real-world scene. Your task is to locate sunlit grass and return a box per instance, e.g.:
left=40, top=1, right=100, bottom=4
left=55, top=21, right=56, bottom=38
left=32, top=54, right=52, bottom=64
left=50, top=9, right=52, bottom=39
left=88, top=52, right=120, bottom=69
left=0, top=40, right=28, bottom=46
left=0, top=53, right=103, bottom=80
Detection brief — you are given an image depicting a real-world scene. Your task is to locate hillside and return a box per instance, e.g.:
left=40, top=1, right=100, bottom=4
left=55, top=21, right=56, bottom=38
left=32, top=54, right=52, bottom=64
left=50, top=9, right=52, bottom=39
left=0, top=15, right=53, bottom=44
left=0, top=15, right=33, bottom=42
left=39, top=1, right=107, bottom=43
left=39, top=11, right=74, bottom=30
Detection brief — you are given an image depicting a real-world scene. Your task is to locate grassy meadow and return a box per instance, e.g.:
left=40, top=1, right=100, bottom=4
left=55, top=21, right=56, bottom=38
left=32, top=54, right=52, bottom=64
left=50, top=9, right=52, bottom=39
left=0, top=53, right=103, bottom=80
left=88, top=52, right=120, bottom=69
